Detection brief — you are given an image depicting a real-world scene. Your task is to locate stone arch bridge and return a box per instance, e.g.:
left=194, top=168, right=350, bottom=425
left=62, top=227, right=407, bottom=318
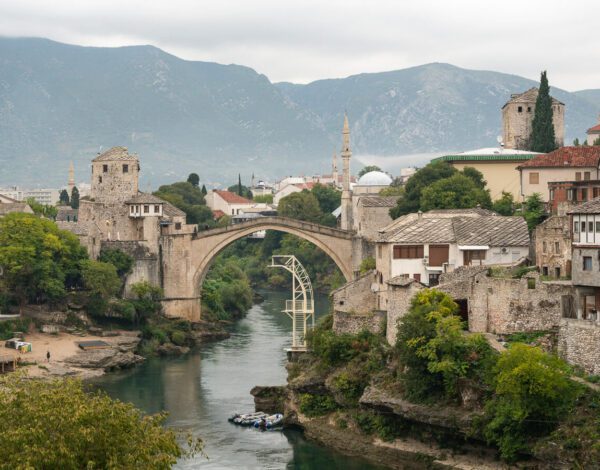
left=159, top=216, right=355, bottom=321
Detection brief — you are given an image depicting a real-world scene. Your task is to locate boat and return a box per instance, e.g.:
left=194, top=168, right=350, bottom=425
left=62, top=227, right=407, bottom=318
left=252, top=413, right=283, bottom=429
left=229, top=411, right=268, bottom=426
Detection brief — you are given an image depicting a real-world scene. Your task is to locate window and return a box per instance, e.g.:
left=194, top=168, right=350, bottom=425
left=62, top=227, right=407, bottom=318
left=542, top=266, right=549, bottom=276
left=582, top=221, right=587, bottom=233
left=529, top=172, right=539, bottom=184
left=144, top=205, right=149, bottom=214
left=130, top=206, right=134, bottom=214
left=594, top=188, right=600, bottom=198
left=585, top=171, right=591, bottom=181
left=589, top=222, right=594, bottom=233
left=518, top=106, right=523, bottom=113
left=463, top=250, right=486, bottom=265
left=574, top=221, right=579, bottom=233
left=413, top=274, right=421, bottom=282
left=567, top=189, right=574, bottom=201
left=154, top=205, right=160, bottom=213
left=555, top=267, right=561, bottom=278
left=393, top=245, right=424, bottom=259
left=428, top=244, right=449, bottom=266
left=554, top=241, right=560, bottom=253
left=542, top=241, right=547, bottom=253
left=596, top=221, right=600, bottom=232
left=377, top=245, right=382, bottom=259
left=576, top=172, right=582, bottom=181
left=527, top=106, right=532, bottom=112
left=583, top=256, right=593, bottom=271
left=98, top=176, right=102, bottom=183
left=123, top=164, right=129, bottom=173
left=582, top=188, right=588, bottom=201
left=549, top=189, right=555, bottom=200
left=175, top=222, right=182, bottom=230
left=429, top=273, right=441, bottom=286
left=103, top=164, right=108, bottom=173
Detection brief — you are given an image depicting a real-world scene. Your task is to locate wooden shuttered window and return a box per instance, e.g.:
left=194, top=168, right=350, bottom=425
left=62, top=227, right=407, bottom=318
left=428, top=245, right=449, bottom=266
left=393, top=245, right=424, bottom=259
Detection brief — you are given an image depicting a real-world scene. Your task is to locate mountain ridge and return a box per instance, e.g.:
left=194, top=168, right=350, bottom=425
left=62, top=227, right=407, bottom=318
left=0, top=37, right=598, bottom=187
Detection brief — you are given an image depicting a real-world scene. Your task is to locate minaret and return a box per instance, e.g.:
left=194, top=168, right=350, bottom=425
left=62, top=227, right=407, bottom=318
left=332, top=150, right=338, bottom=188
left=340, top=114, right=352, bottom=230
left=68, top=161, right=75, bottom=194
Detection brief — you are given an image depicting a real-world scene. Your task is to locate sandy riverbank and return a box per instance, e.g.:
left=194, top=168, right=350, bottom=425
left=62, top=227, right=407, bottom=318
left=3, top=331, right=142, bottom=380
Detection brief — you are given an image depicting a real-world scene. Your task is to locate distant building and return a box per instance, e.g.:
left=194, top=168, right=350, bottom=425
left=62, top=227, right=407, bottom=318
left=0, top=194, right=33, bottom=217
left=519, top=146, right=600, bottom=202
left=547, top=179, right=600, bottom=215
left=273, top=182, right=314, bottom=206
left=586, top=115, right=600, bottom=145
left=534, top=216, right=571, bottom=279
left=432, top=148, right=541, bottom=200
left=502, top=87, right=564, bottom=150
left=375, top=209, right=529, bottom=287
left=206, top=190, right=254, bottom=216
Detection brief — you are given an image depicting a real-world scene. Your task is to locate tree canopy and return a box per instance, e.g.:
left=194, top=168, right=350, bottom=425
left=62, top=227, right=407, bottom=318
left=0, top=375, right=202, bottom=469
left=0, top=213, right=87, bottom=307
left=358, top=165, right=382, bottom=177
left=390, top=162, right=491, bottom=218
left=311, top=183, right=341, bottom=214
left=187, top=172, right=200, bottom=187
left=278, top=191, right=323, bottom=223
left=529, top=71, right=557, bottom=153
left=492, top=191, right=516, bottom=216
left=59, top=189, right=70, bottom=205
left=81, top=260, right=122, bottom=299
left=153, top=181, right=213, bottom=227
left=70, top=186, right=80, bottom=209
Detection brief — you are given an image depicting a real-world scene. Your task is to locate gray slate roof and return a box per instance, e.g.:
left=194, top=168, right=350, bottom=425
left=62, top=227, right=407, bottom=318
left=92, top=147, right=138, bottom=162
left=426, top=208, right=497, bottom=216
left=387, top=276, right=420, bottom=287
left=382, top=217, right=456, bottom=243
left=453, top=216, right=529, bottom=246
left=162, top=202, right=185, bottom=217
left=0, top=202, right=33, bottom=216
left=359, top=196, right=399, bottom=207
left=125, top=193, right=166, bottom=205
left=567, top=197, right=600, bottom=214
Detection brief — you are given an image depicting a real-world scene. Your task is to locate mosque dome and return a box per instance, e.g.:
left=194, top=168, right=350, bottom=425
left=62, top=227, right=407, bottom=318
left=357, top=171, right=393, bottom=186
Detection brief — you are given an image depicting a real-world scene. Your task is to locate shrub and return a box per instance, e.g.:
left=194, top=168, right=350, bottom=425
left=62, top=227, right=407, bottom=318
left=98, top=248, right=134, bottom=277
left=353, top=410, right=404, bottom=442
left=483, top=344, right=582, bottom=462
left=359, top=257, right=376, bottom=274
left=81, top=260, right=122, bottom=299
left=170, top=330, right=187, bottom=346
left=0, top=318, right=31, bottom=340
left=109, top=300, right=136, bottom=322
left=299, top=393, right=338, bottom=417
left=331, top=370, right=369, bottom=405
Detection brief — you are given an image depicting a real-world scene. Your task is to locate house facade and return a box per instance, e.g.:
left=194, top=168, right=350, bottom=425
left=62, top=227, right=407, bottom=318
left=519, top=146, right=600, bottom=202
left=534, top=216, right=571, bottom=278
left=206, top=190, right=254, bottom=215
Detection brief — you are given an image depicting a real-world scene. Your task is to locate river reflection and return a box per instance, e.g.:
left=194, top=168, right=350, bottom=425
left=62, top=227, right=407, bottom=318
left=94, top=290, right=388, bottom=470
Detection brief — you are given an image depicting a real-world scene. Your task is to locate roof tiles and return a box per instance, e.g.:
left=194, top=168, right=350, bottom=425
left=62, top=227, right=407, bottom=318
left=518, top=146, right=600, bottom=168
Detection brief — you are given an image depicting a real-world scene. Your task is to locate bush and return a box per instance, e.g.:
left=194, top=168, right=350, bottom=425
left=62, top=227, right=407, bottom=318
left=331, top=370, right=369, bottom=405
left=353, top=410, right=404, bottom=442
left=81, top=260, right=122, bottom=298
left=109, top=300, right=137, bottom=322
left=170, top=330, right=187, bottom=346
left=0, top=318, right=31, bottom=340
left=98, top=248, right=134, bottom=277
left=359, top=257, right=376, bottom=274
left=483, top=344, right=582, bottom=462
left=299, top=393, right=338, bottom=417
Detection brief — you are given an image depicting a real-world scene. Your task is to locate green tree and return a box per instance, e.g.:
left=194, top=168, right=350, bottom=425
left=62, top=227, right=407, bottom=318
left=420, top=173, right=492, bottom=212
left=237, top=174, right=242, bottom=196
left=187, top=172, right=200, bottom=187
left=98, top=248, right=134, bottom=277
left=153, top=181, right=213, bottom=226
left=461, top=166, right=487, bottom=189
left=573, top=137, right=580, bottom=146
left=278, top=191, right=323, bottom=223
left=492, top=191, right=516, bottom=216
left=0, top=375, right=202, bottom=469
left=201, top=184, right=207, bottom=195
left=25, top=197, right=58, bottom=219
left=358, top=165, right=382, bottom=177
left=390, top=162, right=456, bottom=218
left=311, top=183, right=341, bottom=214
left=130, top=281, right=164, bottom=322
left=0, top=213, right=87, bottom=309
left=529, top=71, right=557, bottom=153
left=70, top=186, right=80, bottom=209
left=484, top=344, right=581, bottom=461
left=253, top=194, right=273, bottom=203
left=522, top=193, right=545, bottom=231
left=81, top=260, right=122, bottom=299
left=59, top=189, right=70, bottom=205
left=359, top=257, right=376, bottom=274
left=227, top=182, right=252, bottom=199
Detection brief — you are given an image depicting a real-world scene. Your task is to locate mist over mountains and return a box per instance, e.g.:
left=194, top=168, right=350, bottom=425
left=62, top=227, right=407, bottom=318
left=1, top=37, right=599, bottom=187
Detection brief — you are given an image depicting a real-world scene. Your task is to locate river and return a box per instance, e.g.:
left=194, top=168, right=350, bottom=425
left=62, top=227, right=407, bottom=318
left=94, top=290, right=389, bottom=470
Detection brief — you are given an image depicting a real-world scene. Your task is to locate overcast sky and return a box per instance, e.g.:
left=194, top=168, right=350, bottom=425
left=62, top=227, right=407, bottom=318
left=0, top=0, right=598, bottom=91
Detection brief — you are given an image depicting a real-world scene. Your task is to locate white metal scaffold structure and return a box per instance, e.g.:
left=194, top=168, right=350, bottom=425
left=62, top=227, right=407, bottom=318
left=269, top=255, right=315, bottom=351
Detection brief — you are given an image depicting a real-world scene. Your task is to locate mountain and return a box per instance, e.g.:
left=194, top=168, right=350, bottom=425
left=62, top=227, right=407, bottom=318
left=574, top=89, right=600, bottom=110
left=0, top=37, right=599, bottom=187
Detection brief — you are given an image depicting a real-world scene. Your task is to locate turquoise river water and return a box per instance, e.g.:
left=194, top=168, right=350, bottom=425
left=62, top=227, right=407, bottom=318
left=93, top=290, right=389, bottom=469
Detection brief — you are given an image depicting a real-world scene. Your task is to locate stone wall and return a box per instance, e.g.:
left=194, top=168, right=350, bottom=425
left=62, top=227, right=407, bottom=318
left=558, top=318, right=600, bottom=374
left=333, top=310, right=386, bottom=336
left=534, top=216, right=571, bottom=278
left=572, top=246, right=600, bottom=287
left=386, top=281, right=423, bottom=345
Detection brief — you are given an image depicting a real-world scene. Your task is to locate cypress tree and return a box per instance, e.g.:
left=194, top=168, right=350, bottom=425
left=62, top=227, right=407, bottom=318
left=70, top=186, right=80, bottom=209
left=530, top=71, right=557, bottom=153
left=59, top=189, right=70, bottom=205
left=201, top=184, right=207, bottom=195
left=237, top=174, right=242, bottom=196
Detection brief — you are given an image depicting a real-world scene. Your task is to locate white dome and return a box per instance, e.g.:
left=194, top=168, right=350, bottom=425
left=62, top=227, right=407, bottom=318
left=357, top=171, right=392, bottom=186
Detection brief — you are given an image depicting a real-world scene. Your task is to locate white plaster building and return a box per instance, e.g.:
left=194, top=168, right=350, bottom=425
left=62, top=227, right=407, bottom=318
left=206, top=190, right=254, bottom=216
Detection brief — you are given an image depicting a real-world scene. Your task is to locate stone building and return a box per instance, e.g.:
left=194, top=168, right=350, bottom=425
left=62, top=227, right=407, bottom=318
left=352, top=196, right=397, bottom=241
left=502, top=87, right=564, bottom=150
left=519, top=146, right=600, bottom=202
left=547, top=179, right=600, bottom=215
left=0, top=194, right=33, bottom=216
left=534, top=216, right=571, bottom=279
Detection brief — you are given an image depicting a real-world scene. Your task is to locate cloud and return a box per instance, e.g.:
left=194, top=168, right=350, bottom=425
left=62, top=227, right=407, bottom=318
left=0, top=0, right=599, bottom=89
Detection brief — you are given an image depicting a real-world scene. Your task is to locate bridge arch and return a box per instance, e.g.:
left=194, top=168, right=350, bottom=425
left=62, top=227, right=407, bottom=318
left=160, top=217, right=354, bottom=321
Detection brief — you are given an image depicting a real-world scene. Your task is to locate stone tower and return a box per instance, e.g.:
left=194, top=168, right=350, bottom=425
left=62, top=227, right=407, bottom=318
left=68, top=161, right=75, bottom=194
left=502, top=87, right=565, bottom=150
left=90, top=147, right=140, bottom=203
left=332, top=150, right=338, bottom=187
left=340, top=114, right=352, bottom=230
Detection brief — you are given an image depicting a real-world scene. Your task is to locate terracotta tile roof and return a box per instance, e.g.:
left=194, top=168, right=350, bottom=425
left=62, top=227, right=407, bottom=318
left=92, top=146, right=138, bottom=162
left=518, top=147, right=600, bottom=168
left=294, top=182, right=315, bottom=190
left=214, top=190, right=253, bottom=204
left=587, top=124, right=600, bottom=134
left=212, top=210, right=226, bottom=219
left=567, top=197, right=600, bottom=214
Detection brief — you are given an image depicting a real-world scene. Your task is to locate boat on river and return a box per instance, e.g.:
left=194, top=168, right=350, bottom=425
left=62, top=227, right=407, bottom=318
left=252, top=413, right=283, bottom=429
left=229, top=411, right=268, bottom=426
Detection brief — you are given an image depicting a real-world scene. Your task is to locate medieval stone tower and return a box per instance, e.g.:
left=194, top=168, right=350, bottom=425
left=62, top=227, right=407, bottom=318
left=340, top=114, right=352, bottom=230
left=502, top=88, right=565, bottom=150
left=90, top=147, right=140, bottom=203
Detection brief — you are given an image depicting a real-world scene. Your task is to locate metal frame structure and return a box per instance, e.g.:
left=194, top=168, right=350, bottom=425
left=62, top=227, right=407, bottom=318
left=269, top=255, right=315, bottom=350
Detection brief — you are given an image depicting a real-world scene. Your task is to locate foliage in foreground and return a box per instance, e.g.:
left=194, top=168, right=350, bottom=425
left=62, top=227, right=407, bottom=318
left=0, top=374, right=202, bottom=469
